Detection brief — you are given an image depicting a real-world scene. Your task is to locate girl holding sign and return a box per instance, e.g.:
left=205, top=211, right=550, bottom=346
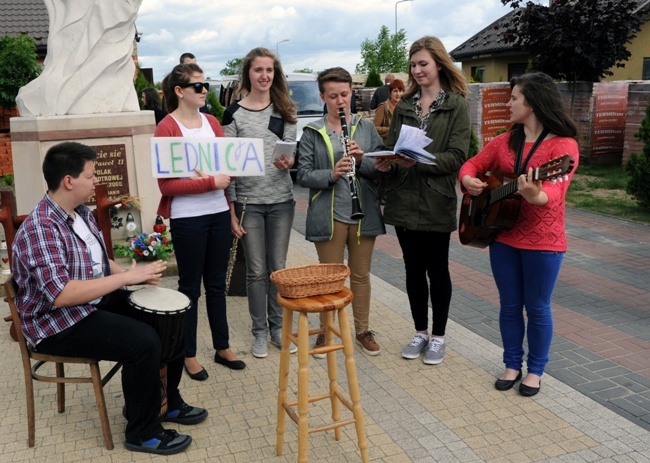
left=156, top=63, right=246, bottom=381
left=222, top=47, right=297, bottom=359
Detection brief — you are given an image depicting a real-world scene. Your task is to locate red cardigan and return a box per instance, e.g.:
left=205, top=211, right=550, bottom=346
left=458, top=132, right=579, bottom=252
left=154, top=114, right=226, bottom=218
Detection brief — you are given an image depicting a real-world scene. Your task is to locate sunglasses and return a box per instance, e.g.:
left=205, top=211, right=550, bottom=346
left=178, top=82, right=210, bottom=93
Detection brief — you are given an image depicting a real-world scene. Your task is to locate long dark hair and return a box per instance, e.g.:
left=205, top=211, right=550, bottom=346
left=507, top=72, right=578, bottom=153
left=142, top=87, right=162, bottom=110
left=161, top=63, right=203, bottom=112
left=239, top=47, right=297, bottom=124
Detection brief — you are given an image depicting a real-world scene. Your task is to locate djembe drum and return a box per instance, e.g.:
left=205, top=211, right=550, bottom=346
left=128, top=287, right=190, bottom=416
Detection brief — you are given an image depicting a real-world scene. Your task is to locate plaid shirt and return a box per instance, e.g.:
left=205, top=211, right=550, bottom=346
left=11, top=195, right=111, bottom=349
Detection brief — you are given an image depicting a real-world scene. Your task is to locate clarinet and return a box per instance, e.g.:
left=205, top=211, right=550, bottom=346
left=338, top=108, right=364, bottom=220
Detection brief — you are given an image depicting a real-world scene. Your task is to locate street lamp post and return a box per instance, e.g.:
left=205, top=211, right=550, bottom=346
left=395, top=0, right=414, bottom=36
left=276, top=39, right=289, bottom=56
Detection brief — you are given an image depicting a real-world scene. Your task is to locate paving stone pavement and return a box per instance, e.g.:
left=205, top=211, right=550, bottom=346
left=0, top=184, right=648, bottom=462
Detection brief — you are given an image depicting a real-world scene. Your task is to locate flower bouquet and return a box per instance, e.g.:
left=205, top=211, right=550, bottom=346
left=114, top=231, right=174, bottom=261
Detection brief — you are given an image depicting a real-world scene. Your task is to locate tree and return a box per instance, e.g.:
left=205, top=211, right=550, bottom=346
left=625, top=102, right=650, bottom=210
left=355, top=26, right=408, bottom=74
left=365, top=69, right=383, bottom=87
left=220, top=58, right=243, bottom=76
left=133, top=66, right=153, bottom=110
left=206, top=90, right=225, bottom=122
left=293, top=68, right=315, bottom=74
left=499, top=0, right=640, bottom=82
left=0, top=34, right=41, bottom=109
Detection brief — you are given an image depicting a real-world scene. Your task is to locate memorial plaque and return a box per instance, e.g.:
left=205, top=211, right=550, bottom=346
left=88, top=144, right=129, bottom=204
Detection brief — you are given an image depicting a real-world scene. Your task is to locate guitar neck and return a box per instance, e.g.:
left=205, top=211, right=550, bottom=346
left=487, top=178, right=520, bottom=207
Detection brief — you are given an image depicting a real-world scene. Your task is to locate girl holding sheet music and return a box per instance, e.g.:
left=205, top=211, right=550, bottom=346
left=374, top=36, right=471, bottom=366
left=221, top=47, right=298, bottom=360
left=156, top=63, right=245, bottom=381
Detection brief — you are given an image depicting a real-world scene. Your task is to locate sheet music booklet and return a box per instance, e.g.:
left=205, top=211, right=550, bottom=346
left=366, top=125, right=435, bottom=165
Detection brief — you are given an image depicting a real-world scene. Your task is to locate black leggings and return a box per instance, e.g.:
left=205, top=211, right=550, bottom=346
left=395, top=227, right=452, bottom=336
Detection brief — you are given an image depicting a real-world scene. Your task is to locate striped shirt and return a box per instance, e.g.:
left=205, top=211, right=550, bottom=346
left=11, top=195, right=111, bottom=348
left=222, top=103, right=296, bottom=204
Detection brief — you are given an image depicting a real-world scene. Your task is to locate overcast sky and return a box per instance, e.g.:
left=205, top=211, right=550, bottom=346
left=135, top=0, right=545, bottom=83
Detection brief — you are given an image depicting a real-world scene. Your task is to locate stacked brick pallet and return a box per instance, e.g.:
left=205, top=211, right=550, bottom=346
left=0, top=132, right=12, bottom=177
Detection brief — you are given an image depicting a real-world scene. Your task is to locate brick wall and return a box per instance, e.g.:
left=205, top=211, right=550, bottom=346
left=0, top=106, right=16, bottom=177
left=0, top=132, right=12, bottom=177
left=624, top=83, right=650, bottom=164
left=468, top=81, right=650, bottom=165
left=0, top=106, right=18, bottom=133
left=557, top=82, right=593, bottom=161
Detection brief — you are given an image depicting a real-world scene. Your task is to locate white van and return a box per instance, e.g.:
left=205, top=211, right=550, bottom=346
left=215, top=73, right=323, bottom=176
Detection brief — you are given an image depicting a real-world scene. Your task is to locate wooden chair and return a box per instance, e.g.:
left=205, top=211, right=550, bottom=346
left=4, top=277, right=122, bottom=449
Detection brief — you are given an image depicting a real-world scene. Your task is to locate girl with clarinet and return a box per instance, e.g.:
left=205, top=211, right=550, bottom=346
left=297, top=67, right=385, bottom=357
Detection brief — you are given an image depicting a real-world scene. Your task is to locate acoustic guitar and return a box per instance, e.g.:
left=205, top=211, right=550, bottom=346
left=458, top=155, right=575, bottom=248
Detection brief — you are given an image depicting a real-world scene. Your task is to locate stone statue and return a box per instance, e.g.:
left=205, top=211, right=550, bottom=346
left=16, top=0, right=143, bottom=117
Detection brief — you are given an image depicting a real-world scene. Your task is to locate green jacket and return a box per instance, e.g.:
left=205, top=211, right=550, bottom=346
left=382, top=92, right=470, bottom=232
left=297, top=115, right=386, bottom=241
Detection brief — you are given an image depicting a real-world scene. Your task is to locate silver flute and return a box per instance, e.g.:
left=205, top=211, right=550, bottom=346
left=225, top=197, right=247, bottom=292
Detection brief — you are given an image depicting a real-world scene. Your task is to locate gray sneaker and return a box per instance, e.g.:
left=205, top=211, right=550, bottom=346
left=423, top=339, right=446, bottom=365
left=402, top=334, right=429, bottom=359
left=251, top=335, right=268, bottom=358
left=270, top=330, right=297, bottom=354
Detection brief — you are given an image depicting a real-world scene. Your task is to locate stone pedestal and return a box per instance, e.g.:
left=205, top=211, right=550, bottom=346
left=9, top=112, right=158, bottom=237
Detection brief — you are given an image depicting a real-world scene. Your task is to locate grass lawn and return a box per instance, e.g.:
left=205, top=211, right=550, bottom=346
left=567, top=163, right=650, bottom=224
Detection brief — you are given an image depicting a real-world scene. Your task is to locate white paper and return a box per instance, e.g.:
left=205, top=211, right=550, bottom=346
left=366, top=125, right=436, bottom=165
left=272, top=141, right=297, bottom=160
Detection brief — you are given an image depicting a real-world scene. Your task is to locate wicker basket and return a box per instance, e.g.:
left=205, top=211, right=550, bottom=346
left=270, top=264, right=350, bottom=298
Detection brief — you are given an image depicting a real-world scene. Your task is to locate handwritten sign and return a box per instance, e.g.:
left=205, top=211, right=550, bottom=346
left=88, top=144, right=129, bottom=204
left=151, top=137, right=264, bottom=178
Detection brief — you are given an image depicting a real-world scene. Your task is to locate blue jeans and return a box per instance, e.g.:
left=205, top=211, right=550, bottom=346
left=489, top=241, right=564, bottom=377
left=237, top=201, right=294, bottom=337
left=171, top=211, right=231, bottom=356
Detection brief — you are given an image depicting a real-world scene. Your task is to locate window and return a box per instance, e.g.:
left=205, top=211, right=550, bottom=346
left=508, top=63, right=527, bottom=81
left=643, top=58, right=650, bottom=80
left=470, top=66, right=485, bottom=83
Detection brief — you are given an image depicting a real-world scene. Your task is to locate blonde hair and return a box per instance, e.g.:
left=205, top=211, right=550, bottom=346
left=404, top=36, right=468, bottom=98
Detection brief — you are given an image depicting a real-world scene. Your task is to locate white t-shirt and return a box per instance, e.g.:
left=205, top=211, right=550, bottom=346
left=170, top=113, right=229, bottom=219
left=72, top=214, right=104, bottom=304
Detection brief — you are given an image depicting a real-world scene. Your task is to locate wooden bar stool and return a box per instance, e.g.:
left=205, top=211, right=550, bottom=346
left=276, top=287, right=368, bottom=463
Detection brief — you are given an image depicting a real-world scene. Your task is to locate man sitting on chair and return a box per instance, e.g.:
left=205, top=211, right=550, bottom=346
left=11, top=142, right=206, bottom=455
